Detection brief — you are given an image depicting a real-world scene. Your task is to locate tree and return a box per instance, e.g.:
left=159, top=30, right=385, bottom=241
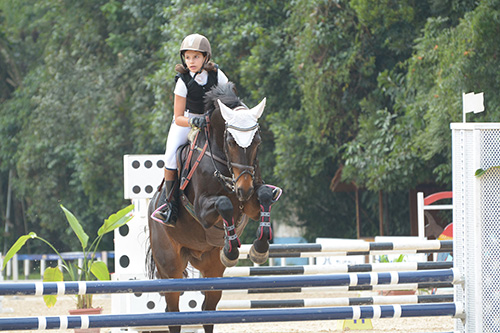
left=2, top=0, right=497, bottom=251
left=0, top=0, right=170, bottom=250
left=343, top=0, right=497, bottom=191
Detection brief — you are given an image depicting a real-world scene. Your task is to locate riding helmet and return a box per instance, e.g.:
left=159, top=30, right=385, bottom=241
left=179, top=34, right=211, bottom=68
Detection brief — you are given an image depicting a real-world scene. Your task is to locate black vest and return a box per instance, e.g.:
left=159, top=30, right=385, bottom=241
left=175, top=67, right=218, bottom=114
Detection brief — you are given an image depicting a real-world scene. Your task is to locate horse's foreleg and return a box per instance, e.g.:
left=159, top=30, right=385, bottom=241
left=162, top=291, right=181, bottom=333
left=249, top=185, right=274, bottom=264
left=215, top=196, right=241, bottom=267
left=191, top=248, right=226, bottom=333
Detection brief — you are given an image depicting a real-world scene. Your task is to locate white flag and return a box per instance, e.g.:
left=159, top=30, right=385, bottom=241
left=463, top=92, right=484, bottom=114
left=463, top=92, right=484, bottom=122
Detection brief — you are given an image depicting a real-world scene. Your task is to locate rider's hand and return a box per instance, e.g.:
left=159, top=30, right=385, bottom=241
left=189, top=117, right=207, bottom=129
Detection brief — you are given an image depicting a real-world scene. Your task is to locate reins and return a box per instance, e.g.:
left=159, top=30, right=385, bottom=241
left=204, top=126, right=236, bottom=192
left=179, top=113, right=234, bottom=194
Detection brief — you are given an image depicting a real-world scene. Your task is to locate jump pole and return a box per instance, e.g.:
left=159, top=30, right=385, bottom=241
left=237, top=240, right=453, bottom=258
left=226, top=282, right=454, bottom=295
left=0, top=303, right=462, bottom=331
left=0, top=269, right=458, bottom=296
left=217, top=294, right=454, bottom=310
left=224, top=261, right=453, bottom=277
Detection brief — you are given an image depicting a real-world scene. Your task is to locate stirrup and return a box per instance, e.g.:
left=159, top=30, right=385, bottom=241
left=151, top=203, right=176, bottom=227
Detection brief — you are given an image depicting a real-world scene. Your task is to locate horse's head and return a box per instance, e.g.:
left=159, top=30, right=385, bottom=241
left=217, top=98, right=266, bottom=202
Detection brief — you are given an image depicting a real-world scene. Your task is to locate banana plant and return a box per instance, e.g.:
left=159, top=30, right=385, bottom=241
left=2, top=204, right=134, bottom=308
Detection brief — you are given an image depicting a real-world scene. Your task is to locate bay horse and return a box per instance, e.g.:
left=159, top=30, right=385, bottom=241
left=147, top=82, right=279, bottom=333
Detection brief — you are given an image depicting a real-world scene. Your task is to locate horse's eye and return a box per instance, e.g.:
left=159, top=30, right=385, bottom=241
left=253, top=134, right=261, bottom=145
left=227, top=137, right=237, bottom=147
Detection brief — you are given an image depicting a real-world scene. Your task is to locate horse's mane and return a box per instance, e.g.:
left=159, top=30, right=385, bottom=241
left=204, top=82, right=243, bottom=111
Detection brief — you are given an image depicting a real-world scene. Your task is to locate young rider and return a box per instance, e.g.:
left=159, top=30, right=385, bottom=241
left=154, top=33, right=229, bottom=225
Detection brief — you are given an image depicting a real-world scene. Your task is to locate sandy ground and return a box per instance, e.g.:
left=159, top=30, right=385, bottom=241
left=0, top=291, right=455, bottom=333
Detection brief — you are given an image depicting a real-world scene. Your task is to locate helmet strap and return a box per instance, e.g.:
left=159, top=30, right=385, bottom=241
left=180, top=52, right=187, bottom=69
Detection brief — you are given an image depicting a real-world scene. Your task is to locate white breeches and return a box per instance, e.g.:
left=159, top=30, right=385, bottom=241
left=164, top=112, right=203, bottom=170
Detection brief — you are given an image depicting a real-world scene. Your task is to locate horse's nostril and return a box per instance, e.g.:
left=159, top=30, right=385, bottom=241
left=237, top=187, right=254, bottom=201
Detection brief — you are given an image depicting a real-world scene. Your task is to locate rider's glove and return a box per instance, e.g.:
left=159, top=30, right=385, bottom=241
left=189, top=117, right=207, bottom=129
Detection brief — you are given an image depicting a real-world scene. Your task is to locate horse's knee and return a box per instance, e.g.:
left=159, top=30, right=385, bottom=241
left=257, top=185, right=273, bottom=204
left=215, top=196, right=233, bottom=219
left=215, top=196, right=232, bottom=211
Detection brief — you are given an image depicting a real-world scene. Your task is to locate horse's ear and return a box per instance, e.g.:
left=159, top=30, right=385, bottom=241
left=250, top=98, right=266, bottom=120
left=217, top=99, right=234, bottom=122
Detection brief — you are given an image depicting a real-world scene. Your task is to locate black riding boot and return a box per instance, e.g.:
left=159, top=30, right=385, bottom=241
left=154, top=176, right=179, bottom=226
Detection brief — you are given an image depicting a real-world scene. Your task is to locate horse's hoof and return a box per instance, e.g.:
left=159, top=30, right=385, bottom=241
left=249, top=245, right=269, bottom=265
left=220, top=250, right=239, bottom=267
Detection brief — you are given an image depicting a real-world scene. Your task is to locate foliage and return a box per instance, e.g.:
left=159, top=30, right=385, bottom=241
left=2, top=0, right=500, bottom=250
left=378, top=254, right=406, bottom=263
left=475, top=166, right=500, bottom=178
left=0, top=0, right=167, bottom=251
left=2, top=204, right=134, bottom=308
left=344, top=1, right=500, bottom=191
left=343, top=107, right=427, bottom=191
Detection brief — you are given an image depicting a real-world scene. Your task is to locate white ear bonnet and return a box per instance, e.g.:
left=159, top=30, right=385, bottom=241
left=217, top=98, right=266, bottom=148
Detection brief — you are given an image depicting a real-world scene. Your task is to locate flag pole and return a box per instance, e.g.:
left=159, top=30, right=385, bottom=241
left=462, top=92, right=466, bottom=123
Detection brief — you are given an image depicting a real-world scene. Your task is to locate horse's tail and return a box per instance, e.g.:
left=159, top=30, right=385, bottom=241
left=146, top=194, right=158, bottom=280
left=145, top=237, right=156, bottom=279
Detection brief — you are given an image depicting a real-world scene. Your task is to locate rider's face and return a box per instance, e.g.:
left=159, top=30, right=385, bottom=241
left=184, top=50, right=206, bottom=73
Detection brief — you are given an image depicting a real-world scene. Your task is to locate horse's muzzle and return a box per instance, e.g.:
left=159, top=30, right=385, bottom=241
left=236, top=186, right=254, bottom=202
left=231, top=164, right=255, bottom=201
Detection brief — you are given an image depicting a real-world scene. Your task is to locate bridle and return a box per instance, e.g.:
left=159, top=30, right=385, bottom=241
left=204, top=112, right=260, bottom=198
left=225, top=122, right=259, bottom=179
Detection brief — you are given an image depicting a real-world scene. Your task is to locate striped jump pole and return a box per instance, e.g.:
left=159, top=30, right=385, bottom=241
left=224, top=261, right=453, bottom=277
left=217, top=294, right=454, bottom=309
left=238, top=240, right=453, bottom=258
left=228, top=282, right=454, bottom=295
left=0, top=269, right=459, bottom=296
left=0, top=303, right=463, bottom=331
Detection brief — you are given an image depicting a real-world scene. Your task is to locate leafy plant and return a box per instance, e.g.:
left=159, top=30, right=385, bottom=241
left=475, top=166, right=500, bottom=178
left=1, top=204, right=134, bottom=309
left=378, top=254, right=406, bottom=263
